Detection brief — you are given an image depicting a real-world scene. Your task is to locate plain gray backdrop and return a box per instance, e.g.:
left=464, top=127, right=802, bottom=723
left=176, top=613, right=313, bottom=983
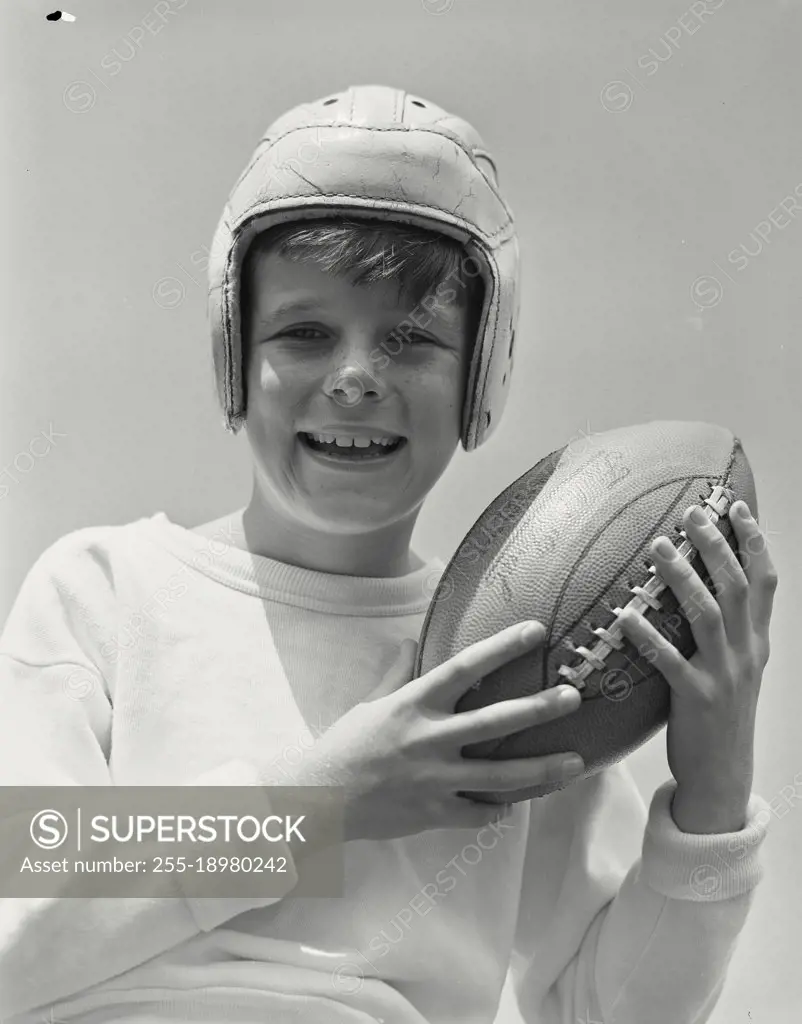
left=2, top=1, right=800, bottom=1022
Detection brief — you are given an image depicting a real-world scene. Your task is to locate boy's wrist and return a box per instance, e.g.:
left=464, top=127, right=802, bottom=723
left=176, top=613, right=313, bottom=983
left=263, top=786, right=351, bottom=871
left=670, top=784, right=750, bottom=834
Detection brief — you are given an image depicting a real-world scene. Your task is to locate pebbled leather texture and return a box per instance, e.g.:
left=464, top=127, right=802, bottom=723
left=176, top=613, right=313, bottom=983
left=414, top=420, right=758, bottom=803
left=207, top=84, right=520, bottom=452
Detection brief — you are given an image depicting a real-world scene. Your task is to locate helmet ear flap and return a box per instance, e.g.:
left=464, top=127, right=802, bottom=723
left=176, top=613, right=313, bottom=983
left=465, top=276, right=486, bottom=372
left=237, top=240, right=259, bottom=407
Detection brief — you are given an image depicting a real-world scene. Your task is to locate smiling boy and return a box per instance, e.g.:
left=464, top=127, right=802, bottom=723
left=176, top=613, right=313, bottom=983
left=0, top=85, right=777, bottom=1024
left=201, top=219, right=482, bottom=578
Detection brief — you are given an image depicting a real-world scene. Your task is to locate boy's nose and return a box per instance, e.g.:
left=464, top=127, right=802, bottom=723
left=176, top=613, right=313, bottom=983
left=325, top=356, right=388, bottom=408
left=322, top=330, right=396, bottom=406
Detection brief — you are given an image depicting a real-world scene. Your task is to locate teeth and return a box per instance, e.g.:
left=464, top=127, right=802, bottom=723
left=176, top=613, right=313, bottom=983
left=305, top=432, right=398, bottom=447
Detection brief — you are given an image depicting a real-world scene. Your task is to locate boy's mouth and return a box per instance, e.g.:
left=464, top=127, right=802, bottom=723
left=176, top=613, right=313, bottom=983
left=298, top=432, right=407, bottom=461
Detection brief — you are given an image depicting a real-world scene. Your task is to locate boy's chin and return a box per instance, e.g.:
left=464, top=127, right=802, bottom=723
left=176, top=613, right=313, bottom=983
left=305, top=501, right=414, bottom=533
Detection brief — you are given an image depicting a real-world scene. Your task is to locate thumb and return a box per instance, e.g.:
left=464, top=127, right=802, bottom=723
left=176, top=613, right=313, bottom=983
left=365, top=639, right=419, bottom=702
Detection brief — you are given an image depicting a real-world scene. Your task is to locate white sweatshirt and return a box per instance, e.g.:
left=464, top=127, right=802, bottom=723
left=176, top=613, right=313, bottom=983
left=0, top=513, right=771, bottom=1024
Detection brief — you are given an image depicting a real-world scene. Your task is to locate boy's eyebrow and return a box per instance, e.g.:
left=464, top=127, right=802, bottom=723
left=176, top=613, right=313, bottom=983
left=257, top=298, right=324, bottom=324
left=257, top=296, right=463, bottom=332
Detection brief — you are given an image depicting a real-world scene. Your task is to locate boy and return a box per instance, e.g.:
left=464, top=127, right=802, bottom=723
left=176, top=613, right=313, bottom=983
left=0, top=85, right=778, bottom=1023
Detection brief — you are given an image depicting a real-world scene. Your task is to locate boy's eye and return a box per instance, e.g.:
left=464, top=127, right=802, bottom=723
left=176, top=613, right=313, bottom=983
left=281, top=326, right=325, bottom=340
left=395, top=331, right=436, bottom=346
left=275, top=327, right=436, bottom=345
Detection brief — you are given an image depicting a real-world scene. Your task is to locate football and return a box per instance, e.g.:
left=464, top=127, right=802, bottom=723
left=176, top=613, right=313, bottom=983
left=414, top=420, right=758, bottom=803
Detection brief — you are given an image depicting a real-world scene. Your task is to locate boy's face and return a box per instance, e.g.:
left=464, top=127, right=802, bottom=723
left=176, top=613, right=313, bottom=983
left=242, top=249, right=471, bottom=543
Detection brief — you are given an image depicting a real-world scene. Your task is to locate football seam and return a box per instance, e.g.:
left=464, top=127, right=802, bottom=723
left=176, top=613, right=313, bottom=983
left=544, top=472, right=723, bottom=693
left=413, top=446, right=566, bottom=673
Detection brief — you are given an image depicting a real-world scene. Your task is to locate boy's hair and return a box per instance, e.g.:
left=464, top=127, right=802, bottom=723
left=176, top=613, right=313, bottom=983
left=239, top=218, right=484, bottom=394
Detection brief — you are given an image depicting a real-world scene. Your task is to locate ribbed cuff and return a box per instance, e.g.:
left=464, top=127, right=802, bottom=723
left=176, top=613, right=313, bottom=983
left=179, top=758, right=299, bottom=932
left=641, top=781, right=771, bottom=902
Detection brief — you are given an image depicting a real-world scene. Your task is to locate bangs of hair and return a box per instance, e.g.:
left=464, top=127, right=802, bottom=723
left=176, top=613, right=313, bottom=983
left=239, top=217, right=485, bottom=352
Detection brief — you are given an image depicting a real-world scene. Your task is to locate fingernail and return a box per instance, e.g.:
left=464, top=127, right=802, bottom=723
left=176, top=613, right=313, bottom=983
left=736, top=502, right=751, bottom=519
left=654, top=537, right=676, bottom=558
left=689, top=506, right=707, bottom=525
left=558, top=687, right=579, bottom=705
left=520, top=622, right=543, bottom=642
left=562, top=755, right=584, bottom=776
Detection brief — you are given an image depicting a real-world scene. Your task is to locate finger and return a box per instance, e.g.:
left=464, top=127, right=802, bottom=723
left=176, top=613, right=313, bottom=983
left=729, top=501, right=779, bottom=637
left=409, top=622, right=546, bottom=713
left=681, top=504, right=751, bottom=651
left=440, top=684, right=581, bottom=747
left=364, top=639, right=418, bottom=702
left=447, top=751, right=585, bottom=794
left=616, top=606, right=699, bottom=700
left=649, top=529, right=729, bottom=667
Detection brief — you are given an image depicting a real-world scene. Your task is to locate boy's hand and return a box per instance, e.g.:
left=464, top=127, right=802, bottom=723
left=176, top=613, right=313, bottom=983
left=616, top=500, right=778, bottom=833
left=294, top=623, right=584, bottom=842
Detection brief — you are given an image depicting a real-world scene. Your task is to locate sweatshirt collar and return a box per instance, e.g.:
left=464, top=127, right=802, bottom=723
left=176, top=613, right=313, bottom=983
left=138, top=512, right=445, bottom=615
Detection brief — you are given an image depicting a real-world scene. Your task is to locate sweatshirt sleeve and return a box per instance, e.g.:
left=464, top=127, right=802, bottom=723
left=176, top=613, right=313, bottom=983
left=0, top=534, right=299, bottom=1019
left=510, top=761, right=770, bottom=1024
